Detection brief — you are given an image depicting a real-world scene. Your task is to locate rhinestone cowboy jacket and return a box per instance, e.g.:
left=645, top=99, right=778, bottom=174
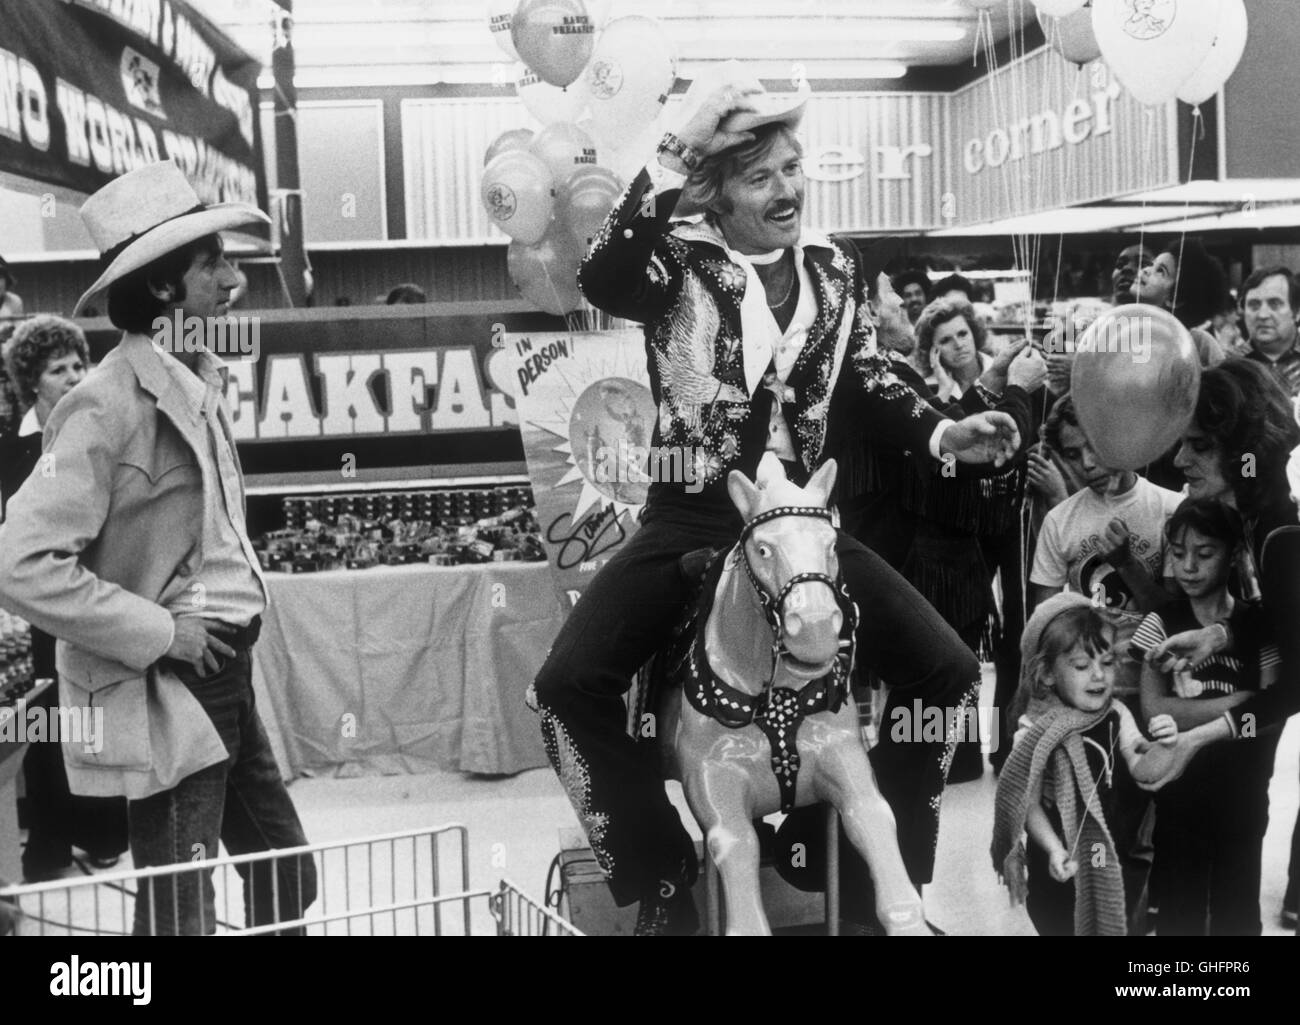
left=577, top=165, right=948, bottom=518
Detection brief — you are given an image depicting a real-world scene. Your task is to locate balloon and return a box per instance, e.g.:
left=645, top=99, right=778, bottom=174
left=529, top=121, right=600, bottom=183
left=487, top=0, right=520, bottom=62
left=599, top=114, right=667, bottom=182
left=1070, top=304, right=1201, bottom=470
left=557, top=165, right=624, bottom=248
left=507, top=226, right=584, bottom=315
left=1092, top=0, right=1223, bottom=106
left=585, top=16, right=677, bottom=150
left=481, top=150, right=555, bottom=244
left=585, top=0, right=612, bottom=28
left=1176, top=0, right=1248, bottom=106
left=1034, top=0, right=1087, bottom=15
left=516, top=64, right=590, bottom=124
left=511, top=0, right=595, bottom=88
left=484, top=127, right=535, bottom=166
left=1039, top=5, right=1102, bottom=65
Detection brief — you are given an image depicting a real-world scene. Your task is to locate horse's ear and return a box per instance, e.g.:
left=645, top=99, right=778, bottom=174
left=727, top=469, right=760, bottom=520
left=805, top=458, right=838, bottom=507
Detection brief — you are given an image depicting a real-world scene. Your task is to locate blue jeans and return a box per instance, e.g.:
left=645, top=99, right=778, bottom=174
left=128, top=648, right=317, bottom=935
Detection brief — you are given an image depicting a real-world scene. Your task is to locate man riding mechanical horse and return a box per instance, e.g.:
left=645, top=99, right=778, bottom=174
left=529, top=73, right=1026, bottom=935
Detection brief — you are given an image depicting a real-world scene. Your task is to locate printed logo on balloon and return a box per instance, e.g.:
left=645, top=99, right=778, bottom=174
left=1120, top=0, right=1175, bottom=41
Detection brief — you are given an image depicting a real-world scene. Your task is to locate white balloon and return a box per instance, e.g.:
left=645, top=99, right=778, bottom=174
left=585, top=0, right=612, bottom=29
left=1092, top=0, right=1223, bottom=106
left=488, top=0, right=520, bottom=62
left=1176, top=0, right=1248, bottom=106
left=586, top=16, right=677, bottom=150
left=516, top=64, right=591, bottom=124
left=1039, top=6, right=1102, bottom=65
left=1034, top=0, right=1087, bottom=15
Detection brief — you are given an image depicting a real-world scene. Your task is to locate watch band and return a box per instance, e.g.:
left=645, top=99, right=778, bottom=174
left=657, top=132, right=702, bottom=172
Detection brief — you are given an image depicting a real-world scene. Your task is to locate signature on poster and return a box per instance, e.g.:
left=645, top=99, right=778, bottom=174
left=546, top=504, right=627, bottom=570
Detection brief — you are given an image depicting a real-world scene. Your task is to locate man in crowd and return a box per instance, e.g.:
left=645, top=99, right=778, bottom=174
left=1240, top=266, right=1300, bottom=399
left=531, top=75, right=1024, bottom=934
left=892, top=268, right=931, bottom=326
left=0, top=161, right=315, bottom=935
left=1112, top=242, right=1155, bottom=305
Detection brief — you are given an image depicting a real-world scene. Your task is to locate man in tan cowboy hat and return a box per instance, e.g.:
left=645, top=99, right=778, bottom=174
left=531, top=73, right=1029, bottom=933
left=0, top=160, right=316, bottom=935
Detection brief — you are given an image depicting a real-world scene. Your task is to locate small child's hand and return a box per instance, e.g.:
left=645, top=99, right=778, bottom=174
left=1147, top=713, right=1178, bottom=746
left=1048, top=849, right=1078, bottom=883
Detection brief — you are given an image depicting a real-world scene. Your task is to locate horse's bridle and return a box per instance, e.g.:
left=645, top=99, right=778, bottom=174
left=736, top=505, right=857, bottom=688
left=738, top=505, right=840, bottom=637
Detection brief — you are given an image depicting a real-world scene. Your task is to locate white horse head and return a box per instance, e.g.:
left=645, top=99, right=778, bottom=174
left=726, top=453, right=843, bottom=677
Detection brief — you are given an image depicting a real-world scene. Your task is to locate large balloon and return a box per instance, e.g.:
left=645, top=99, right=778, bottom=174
left=484, top=127, right=535, bottom=166
left=585, top=16, right=677, bottom=149
left=507, top=226, right=584, bottom=315
left=1092, top=0, right=1223, bottom=106
left=488, top=0, right=520, bottom=62
left=1034, top=0, right=1087, bottom=15
left=1040, top=6, right=1102, bottom=65
left=529, top=121, right=600, bottom=183
left=557, top=165, right=624, bottom=248
left=511, top=0, right=595, bottom=88
left=1070, top=304, right=1201, bottom=470
left=481, top=149, right=555, bottom=244
left=516, top=64, right=590, bottom=124
left=1176, top=0, right=1248, bottom=106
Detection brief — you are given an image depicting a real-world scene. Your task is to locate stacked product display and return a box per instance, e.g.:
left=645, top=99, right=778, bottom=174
left=254, top=486, right=547, bottom=572
left=0, top=610, right=34, bottom=711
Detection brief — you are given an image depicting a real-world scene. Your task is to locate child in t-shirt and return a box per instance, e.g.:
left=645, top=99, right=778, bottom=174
left=1131, top=498, right=1283, bottom=936
left=1030, top=397, right=1183, bottom=695
left=992, top=593, right=1177, bottom=936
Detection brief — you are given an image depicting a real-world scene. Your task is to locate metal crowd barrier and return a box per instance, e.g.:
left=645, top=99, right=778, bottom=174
left=0, top=823, right=580, bottom=937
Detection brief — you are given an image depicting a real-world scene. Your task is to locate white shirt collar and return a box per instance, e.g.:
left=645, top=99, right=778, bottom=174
left=18, top=406, right=40, bottom=437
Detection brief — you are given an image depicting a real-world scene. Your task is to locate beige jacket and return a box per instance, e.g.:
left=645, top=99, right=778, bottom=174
left=0, top=334, right=236, bottom=798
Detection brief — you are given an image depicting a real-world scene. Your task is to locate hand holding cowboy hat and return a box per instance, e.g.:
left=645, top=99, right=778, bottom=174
left=665, top=60, right=812, bottom=170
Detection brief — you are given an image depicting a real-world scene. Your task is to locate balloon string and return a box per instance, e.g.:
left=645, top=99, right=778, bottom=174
left=1170, top=107, right=1202, bottom=316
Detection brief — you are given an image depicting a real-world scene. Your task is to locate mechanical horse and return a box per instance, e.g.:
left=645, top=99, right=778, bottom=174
left=646, top=453, right=929, bottom=936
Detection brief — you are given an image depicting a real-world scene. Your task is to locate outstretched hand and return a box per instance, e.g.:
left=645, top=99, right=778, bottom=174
left=1145, top=624, right=1226, bottom=675
left=941, top=412, right=1021, bottom=468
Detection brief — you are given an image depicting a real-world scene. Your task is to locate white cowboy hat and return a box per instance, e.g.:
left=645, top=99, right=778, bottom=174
left=74, top=160, right=270, bottom=316
left=676, top=59, right=811, bottom=141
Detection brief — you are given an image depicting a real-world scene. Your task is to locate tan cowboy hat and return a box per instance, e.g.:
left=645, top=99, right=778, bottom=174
left=73, top=161, right=270, bottom=316
left=671, top=62, right=811, bottom=219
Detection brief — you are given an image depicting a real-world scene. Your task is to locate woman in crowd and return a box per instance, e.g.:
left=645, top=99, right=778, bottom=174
left=0, top=315, right=127, bottom=881
left=1140, top=359, right=1300, bottom=933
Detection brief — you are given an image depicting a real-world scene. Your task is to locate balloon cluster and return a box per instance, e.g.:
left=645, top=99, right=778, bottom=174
left=483, top=1, right=678, bottom=316
left=1017, top=0, right=1249, bottom=106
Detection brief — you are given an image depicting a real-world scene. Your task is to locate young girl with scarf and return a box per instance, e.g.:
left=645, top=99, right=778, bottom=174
left=992, top=593, right=1179, bottom=935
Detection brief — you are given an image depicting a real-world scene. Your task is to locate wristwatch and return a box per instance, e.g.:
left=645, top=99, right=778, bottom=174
left=657, top=132, right=702, bottom=172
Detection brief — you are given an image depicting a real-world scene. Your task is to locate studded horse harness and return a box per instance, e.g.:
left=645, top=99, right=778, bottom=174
left=682, top=506, right=859, bottom=812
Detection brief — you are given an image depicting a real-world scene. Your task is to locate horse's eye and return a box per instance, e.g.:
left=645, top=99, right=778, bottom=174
left=757, top=543, right=773, bottom=559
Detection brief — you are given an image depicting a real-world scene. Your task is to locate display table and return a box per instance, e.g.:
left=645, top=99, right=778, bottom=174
left=250, top=562, right=566, bottom=780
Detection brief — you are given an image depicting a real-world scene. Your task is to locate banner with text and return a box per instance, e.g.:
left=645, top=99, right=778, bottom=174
left=1, top=0, right=266, bottom=213
left=510, top=329, right=652, bottom=610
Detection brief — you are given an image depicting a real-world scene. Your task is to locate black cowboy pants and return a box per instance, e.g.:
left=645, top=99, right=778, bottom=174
left=532, top=501, right=980, bottom=908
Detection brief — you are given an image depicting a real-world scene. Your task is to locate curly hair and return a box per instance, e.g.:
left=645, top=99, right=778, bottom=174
left=1, top=315, right=89, bottom=407
left=1192, top=358, right=1300, bottom=519
left=1163, top=237, right=1231, bottom=330
left=914, top=296, right=987, bottom=364
left=681, top=122, right=802, bottom=218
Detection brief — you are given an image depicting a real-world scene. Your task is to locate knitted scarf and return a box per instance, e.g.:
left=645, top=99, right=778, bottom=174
left=990, top=700, right=1128, bottom=937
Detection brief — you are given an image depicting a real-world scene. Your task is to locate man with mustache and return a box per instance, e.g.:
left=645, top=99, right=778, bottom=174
left=530, top=77, right=1023, bottom=934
